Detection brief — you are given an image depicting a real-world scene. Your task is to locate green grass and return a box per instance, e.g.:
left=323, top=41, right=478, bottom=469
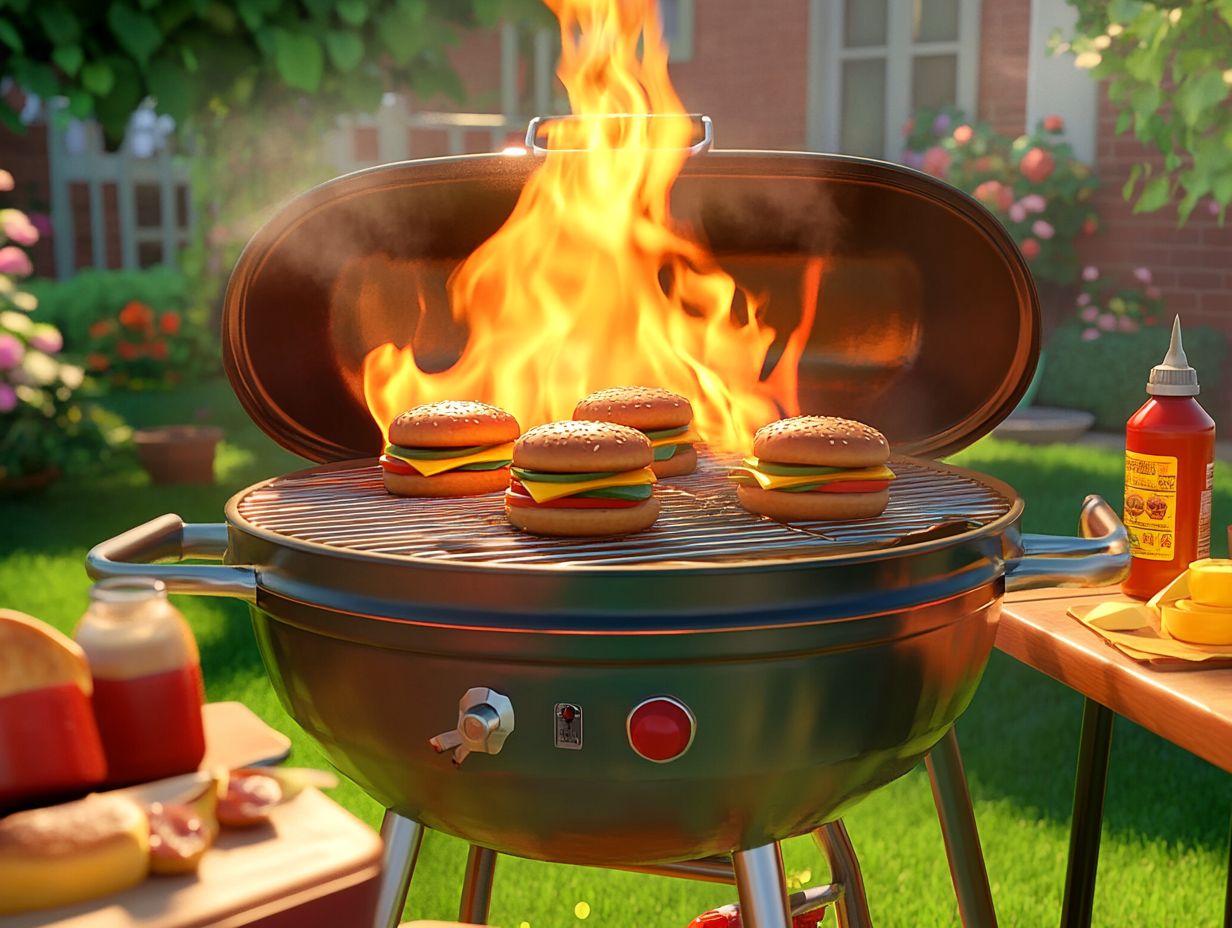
left=2, top=379, right=1229, bottom=927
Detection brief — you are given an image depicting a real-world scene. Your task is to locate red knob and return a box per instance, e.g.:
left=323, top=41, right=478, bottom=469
left=627, top=697, right=695, bottom=762
left=561, top=705, right=576, bottom=721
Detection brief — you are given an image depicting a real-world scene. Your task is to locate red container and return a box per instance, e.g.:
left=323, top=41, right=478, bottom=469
left=0, top=610, right=106, bottom=810
left=73, top=578, right=206, bottom=787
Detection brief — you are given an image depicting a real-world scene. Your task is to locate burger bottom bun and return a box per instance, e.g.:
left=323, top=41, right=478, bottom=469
left=737, top=485, right=889, bottom=522
left=383, top=467, right=508, bottom=498
left=651, top=445, right=697, bottom=478
left=506, top=497, right=661, bottom=537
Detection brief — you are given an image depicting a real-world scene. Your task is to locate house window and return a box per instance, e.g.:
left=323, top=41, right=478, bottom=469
left=660, top=0, right=695, bottom=63
left=809, top=0, right=981, bottom=159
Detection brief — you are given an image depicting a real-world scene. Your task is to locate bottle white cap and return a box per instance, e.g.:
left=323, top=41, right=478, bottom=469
left=1147, top=315, right=1200, bottom=396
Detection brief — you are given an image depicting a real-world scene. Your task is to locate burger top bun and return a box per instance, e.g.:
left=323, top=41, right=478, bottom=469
left=0, top=793, right=146, bottom=862
left=388, top=401, right=520, bottom=448
left=752, top=416, right=889, bottom=469
left=572, top=386, right=693, bottom=431
left=514, top=421, right=653, bottom=473
left=0, top=609, right=92, bottom=699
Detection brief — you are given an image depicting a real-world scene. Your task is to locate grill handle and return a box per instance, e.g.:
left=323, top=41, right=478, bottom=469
left=1005, top=495, right=1129, bottom=592
left=85, top=514, right=257, bottom=602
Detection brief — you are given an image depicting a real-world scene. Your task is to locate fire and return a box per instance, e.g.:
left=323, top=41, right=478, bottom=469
left=362, top=0, right=815, bottom=452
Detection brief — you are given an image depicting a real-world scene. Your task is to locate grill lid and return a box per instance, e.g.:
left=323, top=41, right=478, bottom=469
left=223, top=148, right=1039, bottom=462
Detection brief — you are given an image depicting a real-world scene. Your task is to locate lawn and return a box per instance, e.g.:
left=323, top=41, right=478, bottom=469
left=1, top=378, right=1229, bottom=927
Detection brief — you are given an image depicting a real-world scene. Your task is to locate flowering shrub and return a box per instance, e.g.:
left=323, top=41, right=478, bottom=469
left=81, top=299, right=212, bottom=390
left=0, top=168, right=126, bottom=482
left=1072, top=265, right=1166, bottom=341
left=902, top=106, right=1100, bottom=285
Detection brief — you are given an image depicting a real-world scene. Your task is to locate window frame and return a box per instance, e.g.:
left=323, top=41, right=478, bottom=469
left=806, top=0, right=982, bottom=158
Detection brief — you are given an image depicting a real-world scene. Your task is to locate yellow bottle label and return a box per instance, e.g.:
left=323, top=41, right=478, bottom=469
left=1124, top=450, right=1178, bottom=561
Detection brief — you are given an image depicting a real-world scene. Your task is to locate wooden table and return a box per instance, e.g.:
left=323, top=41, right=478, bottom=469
left=1000, top=588, right=1232, bottom=928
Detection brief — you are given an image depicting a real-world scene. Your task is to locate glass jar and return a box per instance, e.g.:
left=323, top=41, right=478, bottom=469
left=74, top=578, right=206, bottom=786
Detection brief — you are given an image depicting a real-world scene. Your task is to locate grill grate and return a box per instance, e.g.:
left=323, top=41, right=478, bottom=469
left=234, top=455, right=1013, bottom=568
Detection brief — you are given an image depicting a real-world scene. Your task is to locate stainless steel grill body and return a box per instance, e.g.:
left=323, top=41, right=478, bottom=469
left=88, top=455, right=1127, bottom=864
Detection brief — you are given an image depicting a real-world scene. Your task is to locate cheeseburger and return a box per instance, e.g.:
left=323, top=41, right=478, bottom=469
left=505, top=421, right=659, bottom=536
left=573, top=386, right=699, bottom=477
left=730, top=416, right=894, bottom=521
left=380, top=401, right=519, bottom=497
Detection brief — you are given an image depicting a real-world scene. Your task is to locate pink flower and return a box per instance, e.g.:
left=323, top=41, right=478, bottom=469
left=0, top=382, right=15, bottom=413
left=974, top=180, right=1004, bottom=207
left=953, top=124, right=974, bottom=144
left=1044, top=115, right=1065, bottom=133
left=1020, top=238, right=1040, bottom=259
left=1020, top=147, right=1056, bottom=184
left=1133, top=266, right=1152, bottom=284
left=0, top=170, right=12, bottom=193
left=0, top=333, right=23, bottom=369
left=1098, top=313, right=1118, bottom=331
left=1118, top=316, right=1139, bottom=333
left=1210, top=199, right=1222, bottom=217
left=0, top=246, right=32, bottom=277
left=1, top=209, right=39, bottom=247
left=902, top=149, right=925, bottom=170
left=902, top=117, right=915, bottom=137
left=1146, top=286, right=1162, bottom=299
left=1081, top=327, right=1100, bottom=341
left=1082, top=265, right=1100, bottom=281
left=921, top=146, right=952, bottom=178
left=1077, top=292, right=1092, bottom=307
left=1020, top=194, right=1047, bottom=214
left=1080, top=306, right=1099, bottom=322
left=29, top=326, right=62, bottom=354
left=28, top=213, right=52, bottom=238
left=1032, top=219, right=1055, bottom=239
left=1008, top=201, right=1028, bottom=223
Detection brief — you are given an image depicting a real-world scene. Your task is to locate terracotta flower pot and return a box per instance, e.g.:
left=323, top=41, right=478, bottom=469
left=0, top=468, right=60, bottom=497
left=133, top=426, right=223, bottom=486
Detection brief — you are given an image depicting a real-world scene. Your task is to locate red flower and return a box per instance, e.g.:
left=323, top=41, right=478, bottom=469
left=119, top=301, right=154, bottom=331
left=159, top=312, right=181, bottom=336
left=88, top=320, right=114, bottom=340
left=921, top=146, right=951, bottom=178
left=147, top=341, right=169, bottom=360
left=86, top=353, right=110, bottom=371
left=952, top=124, right=974, bottom=144
left=1043, top=115, right=1065, bottom=133
left=1082, top=216, right=1098, bottom=236
left=117, top=342, right=140, bottom=360
left=1019, top=147, right=1056, bottom=184
left=1020, top=238, right=1041, bottom=260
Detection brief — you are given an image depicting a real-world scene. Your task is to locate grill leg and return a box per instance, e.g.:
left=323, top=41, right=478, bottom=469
left=1060, top=698, right=1114, bottom=928
left=815, top=821, right=872, bottom=928
left=926, top=728, right=998, bottom=927
left=374, top=811, right=425, bottom=928
left=459, top=845, right=499, bottom=924
left=733, top=842, right=793, bottom=928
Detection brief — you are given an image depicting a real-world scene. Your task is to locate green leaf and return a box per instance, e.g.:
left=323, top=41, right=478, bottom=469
left=1115, top=109, right=1132, bottom=134
left=0, top=17, right=24, bottom=52
left=107, top=5, right=165, bottom=65
left=336, top=0, right=367, bottom=26
left=147, top=57, right=193, bottom=122
left=301, top=0, right=331, bottom=20
left=473, top=0, right=504, bottom=27
left=0, top=103, right=25, bottom=135
left=272, top=28, right=324, bottom=92
left=1135, top=175, right=1171, bottom=213
left=52, top=43, right=83, bottom=76
left=324, top=31, right=363, bottom=72
left=380, top=0, right=432, bottom=64
left=36, top=4, right=79, bottom=46
left=93, top=57, right=143, bottom=148
left=13, top=58, right=60, bottom=98
left=1175, top=69, right=1228, bottom=128
left=236, top=0, right=266, bottom=31
left=1122, top=163, right=1142, bottom=199
left=66, top=88, right=94, bottom=118
left=81, top=60, right=115, bottom=96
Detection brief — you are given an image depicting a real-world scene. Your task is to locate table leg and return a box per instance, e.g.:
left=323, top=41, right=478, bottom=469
left=459, top=845, right=499, bottom=924
left=1060, top=698, right=1114, bottom=928
left=374, top=811, right=425, bottom=928
left=732, top=842, right=793, bottom=928
left=814, top=821, right=872, bottom=928
left=926, top=728, right=998, bottom=927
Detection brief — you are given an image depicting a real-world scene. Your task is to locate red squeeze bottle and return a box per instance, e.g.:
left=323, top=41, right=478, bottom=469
left=73, top=578, right=206, bottom=786
left=1122, top=316, right=1216, bottom=600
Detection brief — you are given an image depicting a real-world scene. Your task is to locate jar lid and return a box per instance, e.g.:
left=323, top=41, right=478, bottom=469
left=1147, top=316, right=1200, bottom=396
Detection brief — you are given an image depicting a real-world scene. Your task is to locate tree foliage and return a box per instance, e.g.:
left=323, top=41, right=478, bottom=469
left=1060, top=0, right=1232, bottom=222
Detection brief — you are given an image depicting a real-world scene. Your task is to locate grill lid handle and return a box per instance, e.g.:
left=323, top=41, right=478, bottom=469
left=85, top=514, right=257, bottom=602
left=1005, top=496, right=1130, bottom=592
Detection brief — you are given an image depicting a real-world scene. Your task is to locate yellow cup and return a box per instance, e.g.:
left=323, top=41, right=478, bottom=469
left=1188, top=558, right=1232, bottom=609
left=1161, top=598, right=1232, bottom=645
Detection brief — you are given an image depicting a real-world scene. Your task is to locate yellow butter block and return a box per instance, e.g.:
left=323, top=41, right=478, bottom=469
left=1187, top=559, right=1232, bottom=608
left=1160, top=598, right=1232, bottom=646
left=1078, top=601, right=1156, bottom=632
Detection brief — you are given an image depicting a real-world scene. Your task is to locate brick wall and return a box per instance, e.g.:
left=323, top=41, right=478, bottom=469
left=0, top=119, right=57, bottom=277
left=977, top=0, right=1029, bottom=135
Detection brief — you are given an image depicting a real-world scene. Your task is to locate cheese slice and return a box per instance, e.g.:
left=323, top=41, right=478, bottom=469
left=647, top=426, right=701, bottom=448
left=385, top=441, right=514, bottom=477
left=518, top=467, right=657, bottom=504
left=729, top=464, right=895, bottom=492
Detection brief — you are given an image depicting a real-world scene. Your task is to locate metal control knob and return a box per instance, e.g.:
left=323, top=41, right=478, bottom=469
left=430, top=687, right=515, bottom=765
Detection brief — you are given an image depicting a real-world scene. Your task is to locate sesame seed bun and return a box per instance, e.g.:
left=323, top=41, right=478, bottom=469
left=382, top=468, right=509, bottom=498
left=388, top=401, right=520, bottom=448
left=513, top=421, right=652, bottom=473
left=752, top=416, right=889, bottom=468
left=505, top=497, right=661, bottom=537
left=652, top=444, right=697, bottom=478
left=573, top=386, right=693, bottom=431
left=737, top=485, right=890, bottom=522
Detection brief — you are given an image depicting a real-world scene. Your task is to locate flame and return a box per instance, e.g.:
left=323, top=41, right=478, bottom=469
left=362, top=0, right=814, bottom=452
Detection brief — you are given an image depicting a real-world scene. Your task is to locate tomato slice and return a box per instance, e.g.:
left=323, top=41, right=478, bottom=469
left=379, top=454, right=418, bottom=475
left=505, top=483, right=643, bottom=509
left=808, top=480, right=892, bottom=494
